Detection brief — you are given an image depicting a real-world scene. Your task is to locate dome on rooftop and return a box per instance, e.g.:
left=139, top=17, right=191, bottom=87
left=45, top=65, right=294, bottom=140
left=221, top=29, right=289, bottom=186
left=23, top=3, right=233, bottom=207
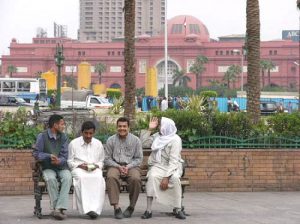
left=168, top=15, right=210, bottom=42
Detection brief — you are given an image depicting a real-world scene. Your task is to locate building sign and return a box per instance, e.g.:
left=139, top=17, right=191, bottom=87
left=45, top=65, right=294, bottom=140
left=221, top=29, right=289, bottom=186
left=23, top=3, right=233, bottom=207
left=110, top=66, right=122, bottom=73
left=65, top=66, right=77, bottom=73
left=16, top=67, right=28, bottom=73
left=282, top=30, right=299, bottom=42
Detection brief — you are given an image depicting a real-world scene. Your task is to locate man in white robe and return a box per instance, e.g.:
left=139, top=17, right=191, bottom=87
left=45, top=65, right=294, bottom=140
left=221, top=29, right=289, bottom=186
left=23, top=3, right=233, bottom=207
left=140, top=117, right=186, bottom=220
left=68, top=121, right=105, bottom=219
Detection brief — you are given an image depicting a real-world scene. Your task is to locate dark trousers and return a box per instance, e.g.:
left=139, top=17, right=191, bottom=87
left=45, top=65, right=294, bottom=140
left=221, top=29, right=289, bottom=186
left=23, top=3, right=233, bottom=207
left=106, top=167, right=141, bottom=208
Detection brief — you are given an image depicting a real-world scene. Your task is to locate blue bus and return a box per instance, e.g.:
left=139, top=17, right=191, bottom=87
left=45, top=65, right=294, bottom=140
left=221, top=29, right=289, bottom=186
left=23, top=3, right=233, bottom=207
left=0, top=78, right=47, bottom=105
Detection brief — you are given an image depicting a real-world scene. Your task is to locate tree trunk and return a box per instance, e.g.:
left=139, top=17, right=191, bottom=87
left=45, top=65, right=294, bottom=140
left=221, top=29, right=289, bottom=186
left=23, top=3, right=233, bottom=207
left=99, top=72, right=102, bottom=84
left=124, top=0, right=136, bottom=125
left=246, top=0, right=261, bottom=124
left=196, top=74, right=201, bottom=90
left=267, top=69, right=271, bottom=86
left=261, top=70, right=265, bottom=88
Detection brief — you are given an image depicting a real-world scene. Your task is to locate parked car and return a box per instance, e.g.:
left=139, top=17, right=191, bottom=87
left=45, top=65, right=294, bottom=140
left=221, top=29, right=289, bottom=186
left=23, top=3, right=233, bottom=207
left=0, top=95, right=32, bottom=107
left=260, top=101, right=288, bottom=115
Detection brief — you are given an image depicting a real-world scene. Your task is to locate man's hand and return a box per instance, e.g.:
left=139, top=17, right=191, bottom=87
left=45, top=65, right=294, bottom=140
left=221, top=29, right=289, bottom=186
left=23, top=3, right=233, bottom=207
left=160, top=177, right=169, bottom=191
left=50, top=154, right=60, bottom=166
left=149, top=117, right=159, bottom=130
left=78, top=163, right=88, bottom=171
left=119, top=166, right=129, bottom=176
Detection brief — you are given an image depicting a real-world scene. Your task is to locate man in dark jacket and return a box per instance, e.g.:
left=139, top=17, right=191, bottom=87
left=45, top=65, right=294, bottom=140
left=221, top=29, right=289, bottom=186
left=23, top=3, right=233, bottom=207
left=33, top=114, right=72, bottom=220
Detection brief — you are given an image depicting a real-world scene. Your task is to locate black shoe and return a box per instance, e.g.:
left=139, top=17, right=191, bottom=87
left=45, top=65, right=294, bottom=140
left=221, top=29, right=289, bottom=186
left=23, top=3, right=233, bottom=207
left=114, top=208, right=123, bottom=219
left=87, top=211, right=98, bottom=219
left=175, top=210, right=186, bottom=220
left=123, top=206, right=134, bottom=218
left=141, top=210, right=152, bottom=219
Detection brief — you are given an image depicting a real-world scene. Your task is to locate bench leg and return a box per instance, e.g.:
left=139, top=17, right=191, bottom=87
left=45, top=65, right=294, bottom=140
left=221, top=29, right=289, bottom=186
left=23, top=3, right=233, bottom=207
left=181, top=185, right=189, bottom=216
left=34, top=186, right=43, bottom=219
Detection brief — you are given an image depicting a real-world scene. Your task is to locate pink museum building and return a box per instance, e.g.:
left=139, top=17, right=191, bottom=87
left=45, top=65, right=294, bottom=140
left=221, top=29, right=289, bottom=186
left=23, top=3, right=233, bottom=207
left=1, top=15, right=299, bottom=91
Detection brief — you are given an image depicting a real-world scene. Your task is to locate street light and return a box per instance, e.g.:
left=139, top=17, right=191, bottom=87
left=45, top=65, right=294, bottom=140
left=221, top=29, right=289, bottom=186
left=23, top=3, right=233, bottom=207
left=54, top=43, right=64, bottom=109
left=233, top=48, right=244, bottom=91
left=293, top=61, right=300, bottom=111
left=164, top=0, right=168, bottom=98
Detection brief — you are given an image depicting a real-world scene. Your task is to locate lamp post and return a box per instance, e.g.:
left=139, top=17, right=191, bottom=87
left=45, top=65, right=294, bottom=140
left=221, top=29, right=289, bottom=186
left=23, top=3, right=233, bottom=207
left=164, top=0, right=168, bottom=98
left=294, top=61, right=300, bottom=111
left=54, top=43, right=64, bottom=109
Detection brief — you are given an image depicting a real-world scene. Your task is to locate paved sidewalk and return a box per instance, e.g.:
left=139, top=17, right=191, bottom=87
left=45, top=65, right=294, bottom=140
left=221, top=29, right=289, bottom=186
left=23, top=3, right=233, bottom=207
left=1, top=192, right=300, bottom=224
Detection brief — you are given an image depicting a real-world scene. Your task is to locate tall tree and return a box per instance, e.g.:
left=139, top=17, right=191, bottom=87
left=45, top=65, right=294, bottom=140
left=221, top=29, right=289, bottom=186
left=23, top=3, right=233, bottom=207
left=94, top=62, right=106, bottom=84
left=124, top=0, right=136, bottom=124
left=260, top=60, right=268, bottom=88
left=189, top=55, right=208, bottom=90
left=265, top=60, right=275, bottom=86
left=223, top=65, right=242, bottom=89
left=172, top=69, right=191, bottom=87
left=260, top=60, right=275, bottom=88
left=7, top=65, right=17, bottom=78
left=297, top=0, right=300, bottom=111
left=246, top=0, right=261, bottom=123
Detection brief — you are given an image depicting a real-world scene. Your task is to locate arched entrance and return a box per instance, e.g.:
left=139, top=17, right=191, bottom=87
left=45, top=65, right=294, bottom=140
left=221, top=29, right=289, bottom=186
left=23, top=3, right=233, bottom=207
left=110, top=83, right=121, bottom=89
left=156, top=60, right=180, bottom=90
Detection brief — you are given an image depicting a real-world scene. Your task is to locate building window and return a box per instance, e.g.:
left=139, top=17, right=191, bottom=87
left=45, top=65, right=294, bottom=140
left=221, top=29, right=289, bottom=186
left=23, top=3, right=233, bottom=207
left=139, top=59, right=147, bottom=73
left=220, top=51, right=223, bottom=55
left=216, top=51, right=219, bottom=55
left=108, top=51, right=111, bottom=56
left=189, top=24, right=200, bottom=34
left=226, top=51, right=229, bottom=55
left=269, top=50, right=273, bottom=55
left=274, top=50, right=277, bottom=55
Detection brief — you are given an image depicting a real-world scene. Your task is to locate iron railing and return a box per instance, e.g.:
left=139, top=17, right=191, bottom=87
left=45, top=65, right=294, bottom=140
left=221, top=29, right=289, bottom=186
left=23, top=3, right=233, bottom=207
left=1, top=135, right=300, bottom=149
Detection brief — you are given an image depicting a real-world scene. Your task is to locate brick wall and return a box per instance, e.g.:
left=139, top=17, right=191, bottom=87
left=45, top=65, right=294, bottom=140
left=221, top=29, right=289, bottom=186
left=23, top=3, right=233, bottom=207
left=0, top=150, right=33, bottom=195
left=1, top=149, right=300, bottom=195
left=182, top=149, right=300, bottom=192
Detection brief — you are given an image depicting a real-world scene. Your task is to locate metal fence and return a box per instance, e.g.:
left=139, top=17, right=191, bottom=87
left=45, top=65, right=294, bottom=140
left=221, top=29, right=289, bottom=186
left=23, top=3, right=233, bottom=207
left=1, top=135, right=300, bottom=149
left=182, top=136, right=300, bottom=149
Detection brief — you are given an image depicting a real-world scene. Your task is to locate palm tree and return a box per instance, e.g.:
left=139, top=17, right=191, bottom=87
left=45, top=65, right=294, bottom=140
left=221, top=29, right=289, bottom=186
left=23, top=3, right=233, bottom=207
left=94, top=62, right=106, bottom=84
left=7, top=65, right=17, bottom=78
left=260, top=60, right=268, bottom=88
left=260, top=60, right=275, bottom=88
left=246, top=0, right=261, bottom=124
left=124, top=0, right=136, bottom=124
left=172, top=69, right=191, bottom=87
left=297, top=0, right=300, bottom=111
left=223, top=65, right=242, bottom=89
left=265, top=60, right=275, bottom=86
left=189, top=55, right=208, bottom=90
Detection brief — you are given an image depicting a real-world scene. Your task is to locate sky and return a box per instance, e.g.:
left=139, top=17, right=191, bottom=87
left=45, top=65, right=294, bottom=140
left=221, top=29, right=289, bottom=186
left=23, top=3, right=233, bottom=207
left=0, top=0, right=299, bottom=56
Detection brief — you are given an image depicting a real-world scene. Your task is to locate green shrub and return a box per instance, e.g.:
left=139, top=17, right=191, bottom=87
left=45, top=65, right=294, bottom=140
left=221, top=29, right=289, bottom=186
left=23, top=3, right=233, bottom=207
left=152, top=109, right=213, bottom=141
left=107, top=88, right=122, bottom=99
left=158, top=86, right=195, bottom=97
left=211, top=112, right=253, bottom=138
left=267, top=112, right=300, bottom=137
left=0, top=107, right=43, bottom=148
left=200, top=90, right=217, bottom=98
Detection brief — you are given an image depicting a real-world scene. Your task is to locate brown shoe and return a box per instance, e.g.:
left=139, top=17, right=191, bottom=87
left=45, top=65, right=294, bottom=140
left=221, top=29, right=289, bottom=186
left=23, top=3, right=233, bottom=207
left=52, top=210, right=65, bottom=220
left=59, top=209, right=67, bottom=219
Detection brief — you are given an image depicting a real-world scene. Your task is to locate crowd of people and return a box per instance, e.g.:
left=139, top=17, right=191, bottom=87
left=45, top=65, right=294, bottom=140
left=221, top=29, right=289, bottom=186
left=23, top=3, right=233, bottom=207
left=33, top=114, right=186, bottom=220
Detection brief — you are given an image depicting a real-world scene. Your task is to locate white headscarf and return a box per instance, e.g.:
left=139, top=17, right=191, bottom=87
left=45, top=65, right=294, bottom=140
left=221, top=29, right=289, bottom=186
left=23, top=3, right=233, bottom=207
left=151, top=117, right=177, bottom=162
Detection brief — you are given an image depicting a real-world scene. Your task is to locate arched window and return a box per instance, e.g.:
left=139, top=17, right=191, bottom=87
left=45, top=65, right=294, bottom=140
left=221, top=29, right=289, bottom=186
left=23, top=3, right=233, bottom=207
left=110, top=83, right=121, bottom=89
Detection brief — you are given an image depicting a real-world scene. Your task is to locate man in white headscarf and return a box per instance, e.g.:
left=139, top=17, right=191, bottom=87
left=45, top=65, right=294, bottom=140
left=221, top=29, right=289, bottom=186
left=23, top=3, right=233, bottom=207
left=140, top=117, right=186, bottom=220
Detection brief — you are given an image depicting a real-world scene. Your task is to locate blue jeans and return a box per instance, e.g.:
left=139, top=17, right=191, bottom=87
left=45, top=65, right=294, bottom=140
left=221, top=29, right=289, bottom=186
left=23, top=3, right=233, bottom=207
left=42, top=169, right=72, bottom=210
